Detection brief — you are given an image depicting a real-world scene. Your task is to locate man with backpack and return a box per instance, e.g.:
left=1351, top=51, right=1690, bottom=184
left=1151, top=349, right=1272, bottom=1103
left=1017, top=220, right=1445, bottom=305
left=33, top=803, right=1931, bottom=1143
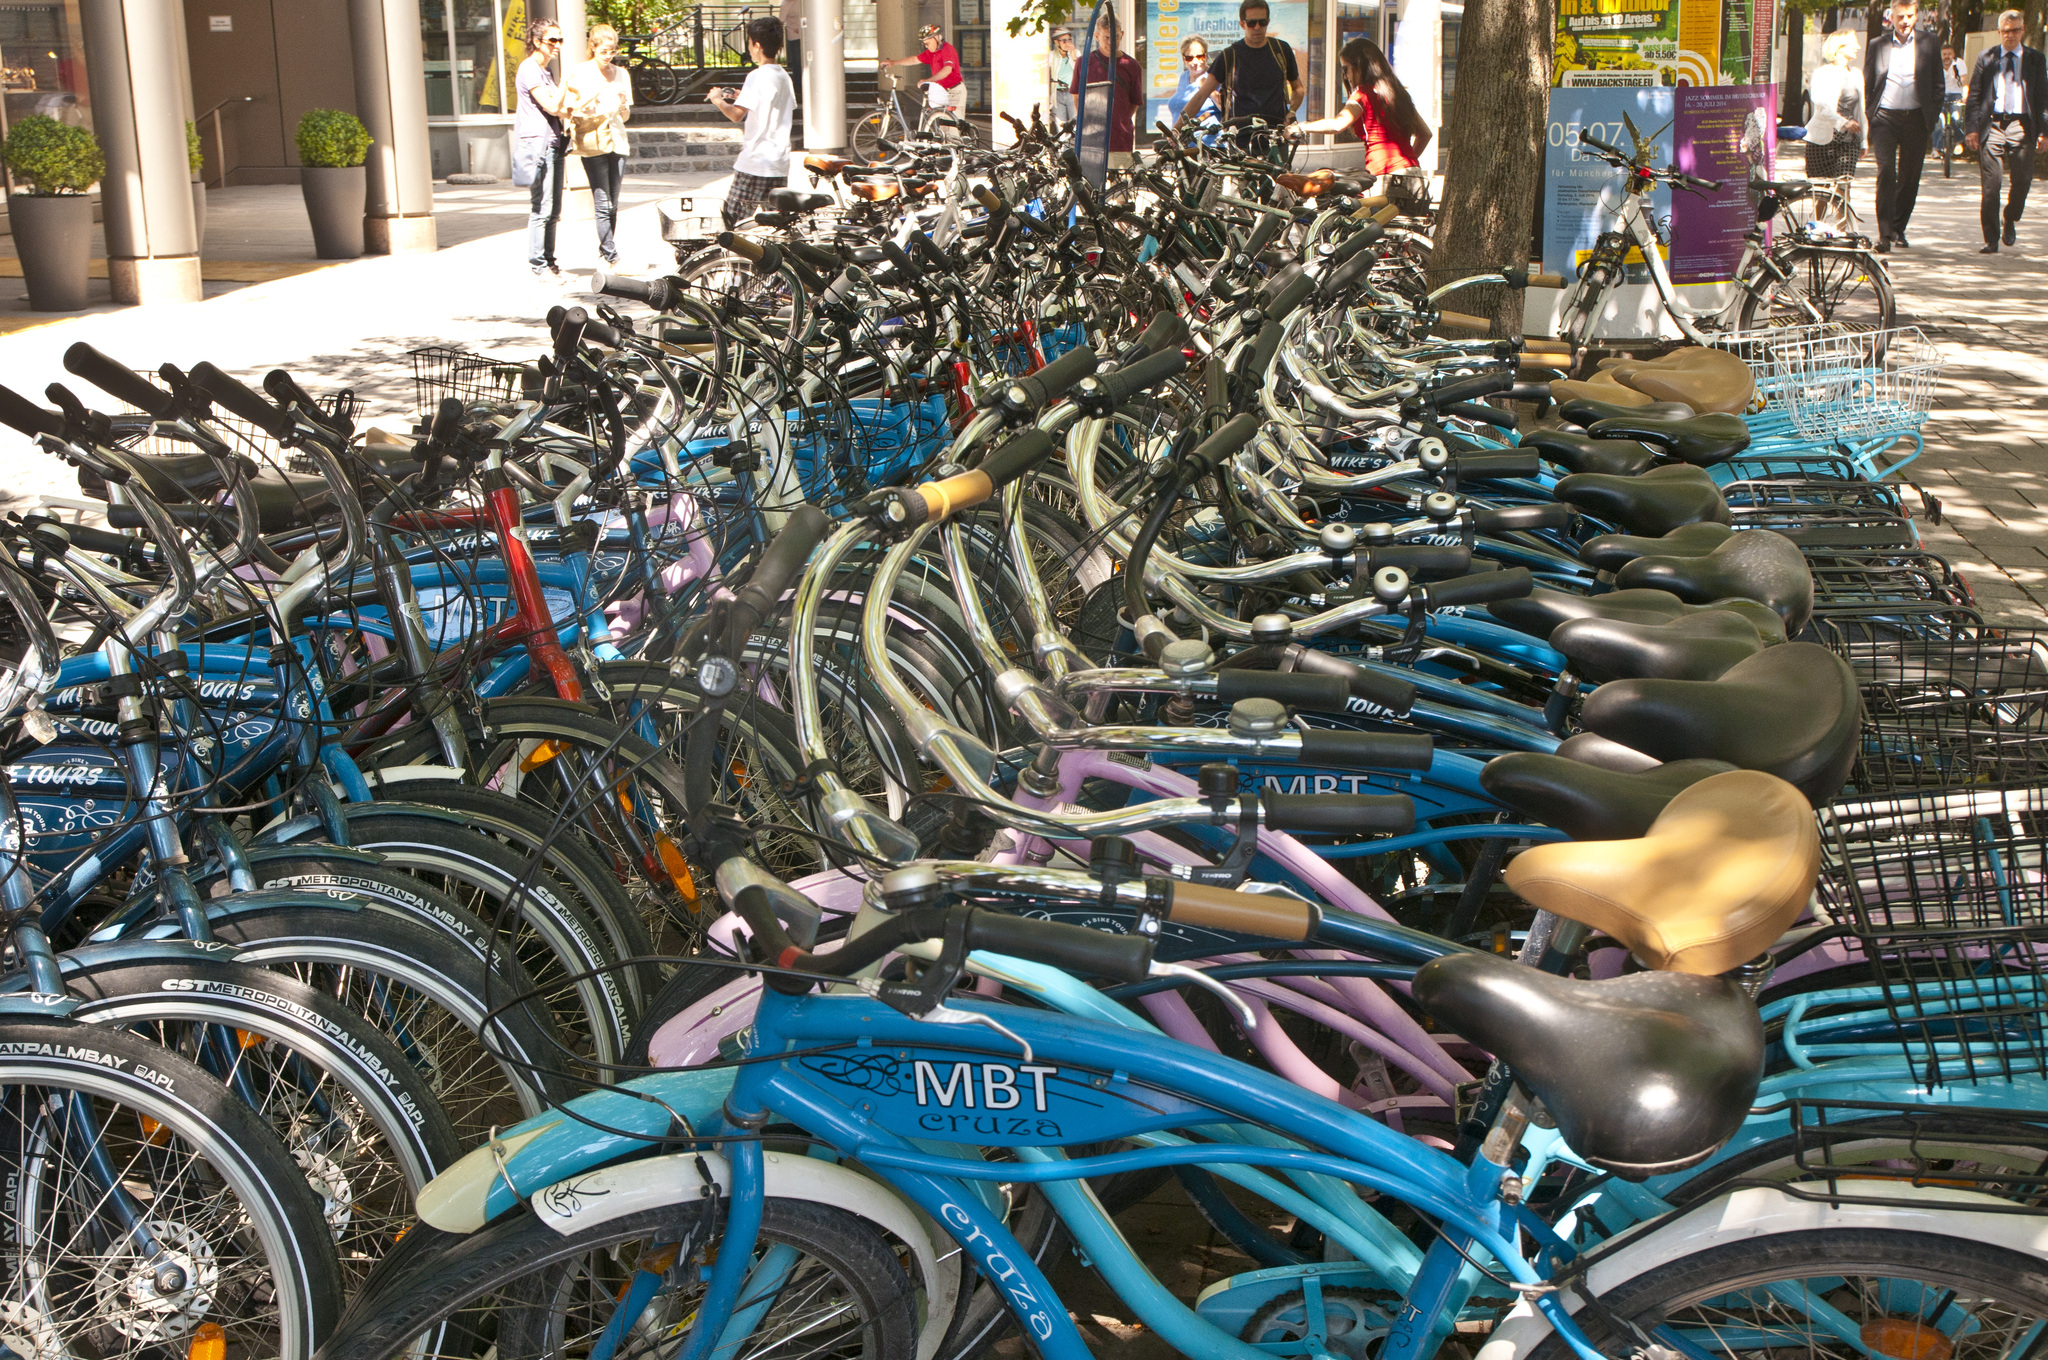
left=1171, top=0, right=1301, bottom=146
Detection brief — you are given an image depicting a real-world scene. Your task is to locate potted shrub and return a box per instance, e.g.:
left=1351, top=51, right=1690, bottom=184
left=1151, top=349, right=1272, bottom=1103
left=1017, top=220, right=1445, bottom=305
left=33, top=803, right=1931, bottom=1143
left=187, top=120, right=205, bottom=248
left=3, top=115, right=104, bottom=311
left=295, top=108, right=371, bottom=259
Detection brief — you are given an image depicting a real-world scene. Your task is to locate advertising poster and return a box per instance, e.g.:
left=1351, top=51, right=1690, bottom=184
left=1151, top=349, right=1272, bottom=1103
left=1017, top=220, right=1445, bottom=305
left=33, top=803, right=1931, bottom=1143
left=1554, top=0, right=1720, bottom=88
left=1146, top=0, right=1309, bottom=132
left=1542, top=84, right=1674, bottom=280
left=1671, top=82, right=1775, bottom=282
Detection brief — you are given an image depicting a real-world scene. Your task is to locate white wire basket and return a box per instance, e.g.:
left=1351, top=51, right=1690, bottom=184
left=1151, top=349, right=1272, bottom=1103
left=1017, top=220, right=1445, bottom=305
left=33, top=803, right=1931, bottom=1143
left=1765, top=325, right=1942, bottom=442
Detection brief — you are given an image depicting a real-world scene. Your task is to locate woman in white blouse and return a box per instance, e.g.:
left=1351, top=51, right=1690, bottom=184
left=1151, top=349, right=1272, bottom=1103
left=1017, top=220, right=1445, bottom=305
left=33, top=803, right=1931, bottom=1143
left=563, top=24, right=635, bottom=267
left=1805, top=32, right=1866, bottom=180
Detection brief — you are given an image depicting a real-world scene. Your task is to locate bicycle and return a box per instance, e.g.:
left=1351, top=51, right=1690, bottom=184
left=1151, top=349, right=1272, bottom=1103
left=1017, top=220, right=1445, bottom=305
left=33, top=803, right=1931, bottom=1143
left=614, top=32, right=680, bottom=105
left=852, top=78, right=980, bottom=159
left=1937, top=92, right=1965, bottom=177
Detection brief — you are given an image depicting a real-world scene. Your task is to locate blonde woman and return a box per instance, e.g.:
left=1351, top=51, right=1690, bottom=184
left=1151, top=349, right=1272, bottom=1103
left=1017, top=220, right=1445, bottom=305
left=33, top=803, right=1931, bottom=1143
left=564, top=23, right=634, bottom=266
left=1805, top=32, right=1865, bottom=180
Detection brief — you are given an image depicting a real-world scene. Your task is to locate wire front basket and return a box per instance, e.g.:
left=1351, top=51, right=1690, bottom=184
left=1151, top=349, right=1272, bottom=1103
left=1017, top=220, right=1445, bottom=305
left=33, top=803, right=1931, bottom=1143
left=1726, top=1098, right=2048, bottom=1213
left=1833, top=629, right=2048, bottom=792
left=408, top=346, right=528, bottom=420
left=1767, top=325, right=1942, bottom=444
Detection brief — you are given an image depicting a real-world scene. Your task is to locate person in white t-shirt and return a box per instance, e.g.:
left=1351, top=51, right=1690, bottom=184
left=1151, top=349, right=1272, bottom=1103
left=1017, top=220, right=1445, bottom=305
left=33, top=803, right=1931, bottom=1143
left=711, top=16, right=796, bottom=230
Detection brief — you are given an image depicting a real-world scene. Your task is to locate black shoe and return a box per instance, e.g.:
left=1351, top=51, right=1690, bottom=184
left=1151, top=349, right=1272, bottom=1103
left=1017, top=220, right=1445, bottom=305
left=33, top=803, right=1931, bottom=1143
left=1877, top=238, right=1893, bottom=253
left=1982, top=243, right=2000, bottom=253
left=2005, top=221, right=2019, bottom=246
left=1893, top=232, right=1910, bottom=247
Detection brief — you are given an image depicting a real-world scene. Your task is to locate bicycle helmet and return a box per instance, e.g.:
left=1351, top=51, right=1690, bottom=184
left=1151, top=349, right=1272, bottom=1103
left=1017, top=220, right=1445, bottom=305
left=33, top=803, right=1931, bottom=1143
left=919, top=24, right=943, bottom=40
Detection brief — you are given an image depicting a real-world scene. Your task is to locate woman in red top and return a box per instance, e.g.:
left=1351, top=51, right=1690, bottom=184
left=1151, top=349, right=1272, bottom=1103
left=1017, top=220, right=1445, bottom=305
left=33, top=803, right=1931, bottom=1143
left=884, top=25, right=966, bottom=116
left=1292, top=38, right=1432, bottom=183
left=1069, top=10, right=1144, bottom=152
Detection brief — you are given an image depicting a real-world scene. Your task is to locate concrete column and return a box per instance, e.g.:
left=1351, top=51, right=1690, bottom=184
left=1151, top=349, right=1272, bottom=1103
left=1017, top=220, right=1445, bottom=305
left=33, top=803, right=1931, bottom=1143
left=877, top=0, right=915, bottom=91
left=80, top=0, right=201, bottom=304
left=1392, top=0, right=1440, bottom=175
left=804, top=0, right=848, bottom=153
left=349, top=0, right=438, bottom=254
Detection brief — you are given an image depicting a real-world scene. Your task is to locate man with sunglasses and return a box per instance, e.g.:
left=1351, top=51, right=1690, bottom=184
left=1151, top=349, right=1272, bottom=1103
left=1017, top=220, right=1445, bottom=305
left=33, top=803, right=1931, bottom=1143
left=514, top=20, right=570, bottom=278
left=1172, top=0, right=1300, bottom=144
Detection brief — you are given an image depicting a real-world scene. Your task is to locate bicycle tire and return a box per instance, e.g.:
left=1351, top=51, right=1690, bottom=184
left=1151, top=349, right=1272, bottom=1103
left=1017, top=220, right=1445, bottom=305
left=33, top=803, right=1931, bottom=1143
left=199, top=903, right=575, bottom=1144
left=318, top=1199, right=917, bottom=1360
left=1737, top=243, right=1896, bottom=333
left=1526, top=1229, right=2048, bottom=1360
left=852, top=110, right=890, bottom=161
left=0, top=1015, right=343, bottom=1357
left=632, top=55, right=679, bottom=105
left=61, top=953, right=464, bottom=1288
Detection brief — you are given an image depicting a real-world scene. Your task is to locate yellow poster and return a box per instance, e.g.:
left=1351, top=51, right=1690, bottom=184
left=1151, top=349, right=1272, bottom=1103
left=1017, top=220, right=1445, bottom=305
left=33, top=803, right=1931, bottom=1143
left=1554, top=0, right=1717, bottom=86
left=483, top=0, right=529, bottom=111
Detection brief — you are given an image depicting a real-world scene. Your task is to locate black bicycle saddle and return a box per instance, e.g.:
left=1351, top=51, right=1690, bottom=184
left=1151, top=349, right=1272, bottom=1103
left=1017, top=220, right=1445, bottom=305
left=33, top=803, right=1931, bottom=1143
left=1580, top=642, right=1861, bottom=805
left=1479, top=754, right=1735, bottom=841
left=1413, top=949, right=1763, bottom=1178
left=1490, top=585, right=1786, bottom=645
left=1579, top=521, right=1736, bottom=573
left=103, top=448, right=259, bottom=504
left=1555, top=464, right=1732, bottom=538
left=1587, top=412, right=1751, bottom=467
left=1558, top=397, right=1695, bottom=427
left=768, top=188, right=834, bottom=214
left=1521, top=428, right=1659, bottom=478
left=1614, top=529, right=1814, bottom=635
left=1550, top=608, right=1771, bottom=682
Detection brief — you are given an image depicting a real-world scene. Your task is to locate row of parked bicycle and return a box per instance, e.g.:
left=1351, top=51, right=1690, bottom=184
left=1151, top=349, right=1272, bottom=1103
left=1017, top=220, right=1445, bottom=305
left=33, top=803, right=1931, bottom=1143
left=0, top=120, right=2034, bottom=1360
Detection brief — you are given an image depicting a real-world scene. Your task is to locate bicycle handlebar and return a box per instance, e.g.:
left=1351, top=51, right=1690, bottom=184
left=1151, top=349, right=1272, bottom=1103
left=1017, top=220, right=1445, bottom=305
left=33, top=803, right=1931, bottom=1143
left=64, top=343, right=173, bottom=419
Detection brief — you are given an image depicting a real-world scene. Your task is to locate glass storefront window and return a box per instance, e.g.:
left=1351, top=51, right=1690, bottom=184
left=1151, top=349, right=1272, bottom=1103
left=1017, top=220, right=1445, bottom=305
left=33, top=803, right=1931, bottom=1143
left=423, top=0, right=516, bottom=118
left=0, top=2, right=91, bottom=134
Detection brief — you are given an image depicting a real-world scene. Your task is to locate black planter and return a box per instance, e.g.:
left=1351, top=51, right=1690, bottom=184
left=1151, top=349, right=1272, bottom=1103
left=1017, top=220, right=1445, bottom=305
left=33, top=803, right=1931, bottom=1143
left=191, top=178, right=207, bottom=249
left=10, top=193, right=92, bottom=311
left=300, top=164, right=365, bottom=259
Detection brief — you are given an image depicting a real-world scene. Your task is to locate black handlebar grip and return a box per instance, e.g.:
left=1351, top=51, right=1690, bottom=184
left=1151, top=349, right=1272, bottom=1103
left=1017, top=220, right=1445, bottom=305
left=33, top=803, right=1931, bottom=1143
left=878, top=238, right=917, bottom=278
left=745, top=504, right=832, bottom=607
left=1248, top=317, right=1289, bottom=388
left=976, top=427, right=1059, bottom=491
left=1187, top=411, right=1263, bottom=473
left=554, top=306, right=589, bottom=359
left=1328, top=222, right=1384, bottom=266
left=262, top=368, right=321, bottom=414
left=581, top=315, right=625, bottom=348
left=1580, top=131, right=1625, bottom=158
left=1450, top=451, right=1541, bottom=480
left=1264, top=792, right=1416, bottom=835
left=1446, top=400, right=1518, bottom=431
left=1132, top=309, right=1189, bottom=356
left=1469, top=504, right=1572, bottom=534
left=545, top=304, right=568, bottom=332
left=1215, top=669, right=1348, bottom=711
left=964, top=908, right=1154, bottom=983
left=1097, top=346, right=1188, bottom=408
left=1007, top=345, right=1100, bottom=411
left=1323, top=248, right=1378, bottom=296
left=1368, top=544, right=1472, bottom=580
left=0, top=383, right=65, bottom=440
left=1264, top=268, right=1316, bottom=325
left=1242, top=208, right=1288, bottom=258
left=910, top=231, right=949, bottom=271
left=1424, top=567, right=1535, bottom=608
left=1294, top=728, right=1435, bottom=771
left=1285, top=649, right=1418, bottom=716
left=189, top=362, right=294, bottom=439
left=23, top=515, right=134, bottom=558
left=593, top=269, right=656, bottom=303
left=788, top=239, right=842, bottom=276
left=1425, top=371, right=1516, bottom=409
left=429, top=396, right=464, bottom=444
left=63, top=343, right=172, bottom=418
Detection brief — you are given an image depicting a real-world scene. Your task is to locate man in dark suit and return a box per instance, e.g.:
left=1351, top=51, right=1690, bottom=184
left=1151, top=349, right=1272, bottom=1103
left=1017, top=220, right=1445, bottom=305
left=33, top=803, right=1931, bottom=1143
left=1864, top=0, right=1945, bottom=251
left=1964, top=9, right=2048, bottom=252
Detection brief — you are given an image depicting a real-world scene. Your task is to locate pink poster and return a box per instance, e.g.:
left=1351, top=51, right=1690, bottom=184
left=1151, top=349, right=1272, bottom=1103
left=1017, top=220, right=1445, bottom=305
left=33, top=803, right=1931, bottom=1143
left=1670, top=82, right=1776, bottom=284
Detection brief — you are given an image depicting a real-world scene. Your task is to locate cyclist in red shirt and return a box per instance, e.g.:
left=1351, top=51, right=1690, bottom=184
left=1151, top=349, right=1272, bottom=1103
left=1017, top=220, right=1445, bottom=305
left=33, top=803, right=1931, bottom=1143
left=1291, top=37, right=1432, bottom=197
left=884, top=25, right=967, bottom=117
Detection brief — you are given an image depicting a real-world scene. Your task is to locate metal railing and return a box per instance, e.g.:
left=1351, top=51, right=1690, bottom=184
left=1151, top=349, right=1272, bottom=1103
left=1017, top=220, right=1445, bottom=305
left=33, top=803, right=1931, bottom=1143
left=198, top=96, right=255, bottom=189
left=641, top=5, right=756, bottom=70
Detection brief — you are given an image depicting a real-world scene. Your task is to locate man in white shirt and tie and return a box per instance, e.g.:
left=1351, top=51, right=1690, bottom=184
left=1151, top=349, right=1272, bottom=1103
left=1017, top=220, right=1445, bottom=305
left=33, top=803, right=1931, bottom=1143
left=1863, top=0, right=1946, bottom=251
left=1964, top=9, right=2048, bottom=252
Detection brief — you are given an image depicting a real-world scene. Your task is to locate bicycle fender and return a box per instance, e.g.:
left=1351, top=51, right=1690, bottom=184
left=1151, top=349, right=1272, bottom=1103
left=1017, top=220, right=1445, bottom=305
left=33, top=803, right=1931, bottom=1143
left=1474, top=1184, right=2048, bottom=1360
left=529, top=1148, right=960, bottom=1360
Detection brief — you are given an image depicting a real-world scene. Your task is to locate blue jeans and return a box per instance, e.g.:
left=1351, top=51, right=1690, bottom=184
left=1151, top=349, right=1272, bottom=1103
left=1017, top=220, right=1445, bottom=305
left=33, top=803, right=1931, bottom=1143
left=525, top=139, right=565, bottom=267
left=582, top=152, right=624, bottom=261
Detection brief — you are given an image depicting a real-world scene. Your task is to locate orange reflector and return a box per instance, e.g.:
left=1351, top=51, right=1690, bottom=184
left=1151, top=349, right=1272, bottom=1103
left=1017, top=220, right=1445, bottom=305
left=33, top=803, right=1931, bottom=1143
left=237, top=1028, right=264, bottom=1049
left=656, top=836, right=699, bottom=905
left=139, top=1115, right=171, bottom=1145
left=1861, top=1319, right=1953, bottom=1360
left=189, top=1322, right=226, bottom=1360
left=519, top=740, right=565, bottom=773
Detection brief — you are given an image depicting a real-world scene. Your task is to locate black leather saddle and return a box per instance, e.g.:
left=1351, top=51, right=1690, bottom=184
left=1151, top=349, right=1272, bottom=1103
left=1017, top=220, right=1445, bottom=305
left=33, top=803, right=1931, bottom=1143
left=1580, top=642, right=1862, bottom=805
left=1559, top=397, right=1695, bottom=427
left=1550, top=609, right=1770, bottom=682
left=768, top=188, right=834, bottom=214
left=1522, top=428, right=1658, bottom=478
left=1479, top=754, right=1735, bottom=841
left=1588, top=411, right=1751, bottom=467
left=105, top=449, right=258, bottom=503
left=1614, top=529, right=1814, bottom=636
left=1490, top=585, right=1786, bottom=645
left=1555, top=464, right=1731, bottom=538
left=96, top=449, right=334, bottom=533
left=1413, top=950, right=1763, bottom=1178
left=1579, top=521, right=1734, bottom=573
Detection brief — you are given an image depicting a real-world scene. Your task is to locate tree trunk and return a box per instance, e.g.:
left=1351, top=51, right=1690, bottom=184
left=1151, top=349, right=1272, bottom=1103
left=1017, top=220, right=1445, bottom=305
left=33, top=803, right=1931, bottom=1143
left=1426, top=0, right=1554, bottom=337
left=1782, top=7, right=1806, bottom=122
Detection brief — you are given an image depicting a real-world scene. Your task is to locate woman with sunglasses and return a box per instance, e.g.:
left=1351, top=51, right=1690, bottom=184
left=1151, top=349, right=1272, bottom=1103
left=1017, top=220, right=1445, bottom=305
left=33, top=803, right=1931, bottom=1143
left=1165, top=36, right=1222, bottom=126
left=514, top=20, right=570, bottom=278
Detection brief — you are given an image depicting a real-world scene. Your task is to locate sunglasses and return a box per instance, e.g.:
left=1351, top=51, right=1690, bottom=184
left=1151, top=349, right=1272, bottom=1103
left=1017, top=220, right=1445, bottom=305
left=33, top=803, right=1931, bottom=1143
left=1243, top=17, right=1269, bottom=26
left=540, top=34, right=561, bottom=43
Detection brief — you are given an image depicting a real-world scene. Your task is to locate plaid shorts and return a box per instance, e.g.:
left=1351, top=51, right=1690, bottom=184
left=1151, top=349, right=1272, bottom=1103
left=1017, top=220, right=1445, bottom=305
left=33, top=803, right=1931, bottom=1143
left=721, top=171, right=782, bottom=230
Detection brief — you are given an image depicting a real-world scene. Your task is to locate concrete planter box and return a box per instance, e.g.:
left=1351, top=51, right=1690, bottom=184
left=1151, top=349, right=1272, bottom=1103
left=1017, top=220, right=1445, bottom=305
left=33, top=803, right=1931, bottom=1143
left=301, top=164, right=366, bottom=259
left=11, top=193, right=91, bottom=311
left=191, top=178, right=207, bottom=249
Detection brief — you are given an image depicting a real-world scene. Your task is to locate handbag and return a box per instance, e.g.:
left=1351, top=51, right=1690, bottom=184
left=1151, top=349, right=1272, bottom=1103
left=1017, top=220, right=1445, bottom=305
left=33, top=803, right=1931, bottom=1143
left=570, top=111, right=627, bottom=158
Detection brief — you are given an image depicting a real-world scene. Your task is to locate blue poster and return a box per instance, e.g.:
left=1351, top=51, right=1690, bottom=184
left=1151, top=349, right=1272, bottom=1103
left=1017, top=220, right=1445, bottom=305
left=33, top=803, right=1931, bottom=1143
left=1146, top=0, right=1310, bottom=134
left=1541, top=85, right=1674, bottom=282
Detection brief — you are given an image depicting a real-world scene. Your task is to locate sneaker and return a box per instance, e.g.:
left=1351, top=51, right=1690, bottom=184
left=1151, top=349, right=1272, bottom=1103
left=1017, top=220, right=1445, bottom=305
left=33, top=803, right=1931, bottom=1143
left=530, top=264, right=550, bottom=276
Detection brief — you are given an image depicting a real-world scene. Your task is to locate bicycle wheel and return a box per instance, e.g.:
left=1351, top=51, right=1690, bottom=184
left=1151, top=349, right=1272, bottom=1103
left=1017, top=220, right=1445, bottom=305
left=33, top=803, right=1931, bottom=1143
left=63, top=954, right=463, bottom=1289
left=1941, top=119, right=1954, bottom=177
left=315, top=1198, right=918, bottom=1360
left=632, top=56, right=679, bottom=105
left=852, top=110, right=889, bottom=161
left=0, top=1016, right=343, bottom=1357
left=1737, top=244, right=1896, bottom=333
